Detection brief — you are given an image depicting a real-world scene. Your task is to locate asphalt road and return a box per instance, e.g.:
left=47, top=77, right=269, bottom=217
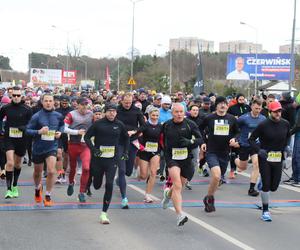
left=0, top=163, right=299, bottom=250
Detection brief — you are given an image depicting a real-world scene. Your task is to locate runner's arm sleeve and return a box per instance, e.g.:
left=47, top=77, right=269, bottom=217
left=190, top=120, right=204, bottom=146
left=84, top=124, right=96, bottom=151
left=248, top=124, right=262, bottom=153
left=64, top=124, right=79, bottom=135
left=26, top=115, right=39, bottom=136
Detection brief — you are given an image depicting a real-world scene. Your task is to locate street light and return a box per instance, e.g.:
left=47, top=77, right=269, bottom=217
left=240, top=21, right=258, bottom=95
left=77, top=58, right=88, bottom=80
left=289, top=0, right=297, bottom=92
left=130, top=0, right=144, bottom=91
left=157, top=44, right=172, bottom=94
left=51, top=25, right=79, bottom=84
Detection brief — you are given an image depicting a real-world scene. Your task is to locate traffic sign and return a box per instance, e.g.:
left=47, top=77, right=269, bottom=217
left=128, top=77, right=136, bottom=85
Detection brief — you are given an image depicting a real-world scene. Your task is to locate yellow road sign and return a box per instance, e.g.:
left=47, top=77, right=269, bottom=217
left=128, top=77, right=136, bottom=85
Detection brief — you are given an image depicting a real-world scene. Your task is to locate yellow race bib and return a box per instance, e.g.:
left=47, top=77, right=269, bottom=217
left=214, top=120, right=229, bottom=136
left=267, top=151, right=282, bottom=163
left=172, top=148, right=188, bottom=160
left=100, top=146, right=115, bottom=158
left=41, top=130, right=56, bottom=141
left=145, top=142, right=158, bottom=153
left=9, top=127, right=23, bottom=138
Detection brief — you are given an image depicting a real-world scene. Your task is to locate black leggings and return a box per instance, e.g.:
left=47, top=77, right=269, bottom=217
left=91, top=158, right=118, bottom=212
left=258, top=156, right=282, bottom=192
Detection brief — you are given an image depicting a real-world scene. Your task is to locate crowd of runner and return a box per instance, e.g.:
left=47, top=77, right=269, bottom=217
left=0, top=85, right=299, bottom=225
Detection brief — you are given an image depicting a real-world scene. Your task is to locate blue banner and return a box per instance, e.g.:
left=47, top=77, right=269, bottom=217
left=226, top=54, right=293, bottom=81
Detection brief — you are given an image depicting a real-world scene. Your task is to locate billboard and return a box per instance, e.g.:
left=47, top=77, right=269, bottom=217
left=226, top=54, right=293, bottom=81
left=62, top=70, right=77, bottom=84
left=30, top=68, right=62, bottom=85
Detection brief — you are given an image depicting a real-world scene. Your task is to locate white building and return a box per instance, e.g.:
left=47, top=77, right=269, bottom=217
left=169, top=37, right=214, bottom=54
left=219, top=40, right=263, bottom=53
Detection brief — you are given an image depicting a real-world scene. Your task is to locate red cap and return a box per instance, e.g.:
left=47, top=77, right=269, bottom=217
left=1, top=96, right=11, bottom=104
left=268, top=101, right=282, bottom=112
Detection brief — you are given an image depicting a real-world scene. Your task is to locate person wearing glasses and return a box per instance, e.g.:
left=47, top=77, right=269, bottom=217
left=0, top=87, right=32, bottom=199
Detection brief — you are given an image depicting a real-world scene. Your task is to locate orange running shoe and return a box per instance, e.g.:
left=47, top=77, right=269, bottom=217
left=43, top=195, right=53, bottom=207
left=34, top=186, right=43, bottom=203
left=228, top=171, right=236, bottom=179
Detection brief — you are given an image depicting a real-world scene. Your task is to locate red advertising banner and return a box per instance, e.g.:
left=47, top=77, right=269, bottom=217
left=62, top=70, right=77, bottom=84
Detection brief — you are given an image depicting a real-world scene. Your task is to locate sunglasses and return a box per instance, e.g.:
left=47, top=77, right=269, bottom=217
left=12, top=94, right=21, bottom=97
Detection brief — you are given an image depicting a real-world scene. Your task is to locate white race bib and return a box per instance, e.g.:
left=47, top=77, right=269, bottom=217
left=172, top=147, right=188, bottom=160
left=145, top=142, right=158, bottom=152
left=9, top=127, right=23, bottom=138
left=267, top=151, right=282, bottom=163
left=41, top=130, right=56, bottom=141
left=214, top=120, right=229, bottom=136
left=100, top=146, right=115, bottom=158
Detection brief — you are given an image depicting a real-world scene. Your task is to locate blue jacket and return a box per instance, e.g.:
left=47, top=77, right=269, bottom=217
left=159, top=108, right=172, bottom=124
left=27, top=109, right=64, bottom=155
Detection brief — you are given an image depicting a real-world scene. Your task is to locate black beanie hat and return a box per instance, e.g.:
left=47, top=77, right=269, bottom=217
left=215, top=96, right=227, bottom=106
left=104, top=103, right=117, bottom=112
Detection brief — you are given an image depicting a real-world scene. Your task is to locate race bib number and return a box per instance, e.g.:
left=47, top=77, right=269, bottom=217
left=100, top=146, right=115, bottom=158
left=41, top=130, right=55, bottom=141
left=267, top=151, right=282, bottom=162
left=214, top=120, right=229, bottom=136
left=9, top=127, right=23, bottom=138
left=145, top=142, right=158, bottom=152
left=172, top=148, right=188, bottom=160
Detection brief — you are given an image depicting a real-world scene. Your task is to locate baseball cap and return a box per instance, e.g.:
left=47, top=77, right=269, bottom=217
left=268, top=101, right=282, bottom=112
left=154, top=94, right=162, bottom=100
left=203, top=97, right=211, bottom=104
left=1, top=96, right=11, bottom=104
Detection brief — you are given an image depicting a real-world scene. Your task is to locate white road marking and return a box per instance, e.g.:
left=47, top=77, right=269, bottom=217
left=238, top=172, right=300, bottom=193
left=128, top=184, right=255, bottom=250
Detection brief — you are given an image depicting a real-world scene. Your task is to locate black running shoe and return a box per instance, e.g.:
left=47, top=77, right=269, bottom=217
left=203, top=195, right=216, bottom=213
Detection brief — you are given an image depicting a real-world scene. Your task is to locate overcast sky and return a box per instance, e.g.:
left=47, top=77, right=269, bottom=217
left=1, top=0, right=299, bottom=72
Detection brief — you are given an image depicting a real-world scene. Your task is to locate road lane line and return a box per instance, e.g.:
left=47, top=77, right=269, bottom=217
left=128, top=184, right=255, bottom=250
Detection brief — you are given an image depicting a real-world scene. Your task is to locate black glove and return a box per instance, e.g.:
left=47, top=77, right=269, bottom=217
left=258, top=149, right=267, bottom=159
left=179, top=137, right=193, bottom=147
left=121, top=152, right=129, bottom=161
left=92, top=148, right=102, bottom=158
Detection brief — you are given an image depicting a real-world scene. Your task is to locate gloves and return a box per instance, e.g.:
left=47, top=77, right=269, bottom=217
left=92, top=148, right=102, bottom=158
left=179, top=137, right=193, bottom=147
left=258, top=149, right=267, bottom=159
left=121, top=152, right=129, bottom=161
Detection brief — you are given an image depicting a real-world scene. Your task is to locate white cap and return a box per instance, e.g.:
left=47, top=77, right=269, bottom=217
left=161, top=95, right=172, bottom=104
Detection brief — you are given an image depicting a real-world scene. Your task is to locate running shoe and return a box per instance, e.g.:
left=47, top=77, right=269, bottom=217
left=261, top=211, right=272, bottom=222
left=0, top=169, right=6, bottom=180
left=185, top=181, right=192, bottom=190
left=99, top=212, right=110, bottom=224
left=197, top=167, right=203, bottom=176
left=5, top=190, right=14, bottom=199
left=78, top=193, right=86, bottom=203
left=292, top=182, right=300, bottom=187
left=248, top=188, right=259, bottom=197
left=11, top=186, right=19, bottom=198
left=121, top=197, right=129, bottom=209
left=67, top=183, right=74, bottom=196
left=228, top=170, right=235, bottom=179
left=144, top=194, right=153, bottom=203
left=43, top=195, right=53, bottom=207
left=35, top=186, right=43, bottom=203
left=162, top=188, right=171, bottom=209
left=203, top=195, right=216, bottom=213
left=28, top=161, right=32, bottom=167
left=55, top=176, right=62, bottom=184
left=61, top=176, right=67, bottom=184
left=86, top=188, right=92, bottom=197
left=177, top=214, right=188, bottom=226
left=283, top=178, right=294, bottom=185
left=159, top=175, right=165, bottom=182
left=202, top=169, right=210, bottom=177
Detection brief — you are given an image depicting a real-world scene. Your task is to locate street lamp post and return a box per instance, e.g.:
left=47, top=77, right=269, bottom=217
left=289, top=0, right=297, bottom=92
left=240, top=21, right=258, bottom=95
left=130, top=0, right=144, bottom=91
left=157, top=44, right=172, bottom=94
left=77, top=58, right=87, bottom=80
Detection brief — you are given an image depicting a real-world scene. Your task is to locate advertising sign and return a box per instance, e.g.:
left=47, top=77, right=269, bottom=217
left=226, top=54, right=293, bottom=81
left=62, top=70, right=77, bottom=84
left=30, top=68, right=62, bottom=85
